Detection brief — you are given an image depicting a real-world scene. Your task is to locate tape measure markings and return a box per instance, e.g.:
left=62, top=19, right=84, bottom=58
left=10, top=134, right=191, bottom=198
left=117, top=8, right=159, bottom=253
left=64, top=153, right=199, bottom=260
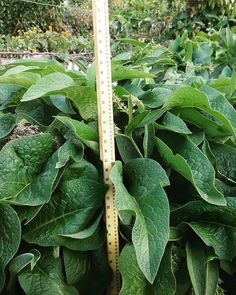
left=92, top=1, right=120, bottom=294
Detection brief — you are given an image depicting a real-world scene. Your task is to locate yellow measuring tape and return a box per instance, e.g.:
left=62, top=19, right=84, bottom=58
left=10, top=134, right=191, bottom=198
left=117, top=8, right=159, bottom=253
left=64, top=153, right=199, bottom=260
left=92, top=1, right=120, bottom=294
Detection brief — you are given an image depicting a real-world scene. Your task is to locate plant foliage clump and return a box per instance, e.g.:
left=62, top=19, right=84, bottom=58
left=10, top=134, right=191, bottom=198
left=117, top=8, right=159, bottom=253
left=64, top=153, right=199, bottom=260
left=0, top=27, right=235, bottom=294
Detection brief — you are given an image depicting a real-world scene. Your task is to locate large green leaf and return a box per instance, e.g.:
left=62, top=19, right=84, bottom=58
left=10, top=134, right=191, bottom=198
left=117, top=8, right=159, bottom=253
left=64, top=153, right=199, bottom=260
left=0, top=84, right=21, bottom=110
left=112, top=64, right=155, bottom=81
left=2, top=65, right=40, bottom=76
left=164, top=86, right=236, bottom=136
left=56, top=138, right=83, bottom=169
left=119, top=244, right=148, bottom=295
left=16, top=100, right=56, bottom=127
left=0, top=72, right=40, bottom=88
left=23, top=162, right=107, bottom=246
left=110, top=159, right=170, bottom=283
left=188, top=222, right=236, bottom=260
left=176, top=108, right=232, bottom=138
left=210, top=142, right=236, bottom=183
left=18, top=253, right=78, bottom=295
left=0, top=134, right=55, bottom=201
left=150, top=244, right=176, bottom=295
left=7, top=249, right=41, bottom=293
left=139, top=87, right=172, bottom=108
left=186, top=239, right=206, bottom=295
left=50, top=86, right=97, bottom=120
left=55, top=212, right=105, bottom=251
left=155, top=111, right=191, bottom=134
left=63, top=246, right=112, bottom=295
left=63, top=248, right=89, bottom=286
left=205, top=260, right=219, bottom=295
left=119, top=243, right=176, bottom=295
left=21, top=73, right=75, bottom=101
left=0, top=204, right=21, bottom=291
left=155, top=133, right=225, bottom=205
left=171, top=198, right=236, bottom=227
left=56, top=116, right=99, bottom=152
left=116, top=135, right=142, bottom=164
left=50, top=95, right=75, bottom=115
left=125, top=109, right=165, bottom=135
left=8, top=151, right=59, bottom=206
left=200, top=85, right=236, bottom=131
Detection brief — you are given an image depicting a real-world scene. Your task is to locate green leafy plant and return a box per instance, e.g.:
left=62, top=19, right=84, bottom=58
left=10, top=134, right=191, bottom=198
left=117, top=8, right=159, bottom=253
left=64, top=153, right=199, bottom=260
left=0, top=27, right=236, bottom=294
left=0, top=27, right=91, bottom=54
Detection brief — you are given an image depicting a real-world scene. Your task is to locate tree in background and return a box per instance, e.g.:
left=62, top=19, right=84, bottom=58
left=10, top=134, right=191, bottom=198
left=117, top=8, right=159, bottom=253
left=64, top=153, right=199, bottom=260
left=0, top=0, right=65, bottom=35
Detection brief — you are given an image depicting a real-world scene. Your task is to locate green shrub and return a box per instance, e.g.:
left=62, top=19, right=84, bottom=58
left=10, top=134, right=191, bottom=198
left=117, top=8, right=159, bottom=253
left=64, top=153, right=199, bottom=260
left=0, top=27, right=92, bottom=54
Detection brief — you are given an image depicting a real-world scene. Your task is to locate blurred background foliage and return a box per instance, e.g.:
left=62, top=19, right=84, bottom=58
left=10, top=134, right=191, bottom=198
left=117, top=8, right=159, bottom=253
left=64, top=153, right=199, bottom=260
left=0, top=0, right=236, bottom=54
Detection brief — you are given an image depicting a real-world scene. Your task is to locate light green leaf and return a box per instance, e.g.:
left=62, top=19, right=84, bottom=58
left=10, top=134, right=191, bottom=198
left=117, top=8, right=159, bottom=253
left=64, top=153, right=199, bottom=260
left=0, top=72, right=40, bottom=87
left=0, top=204, right=21, bottom=291
left=164, top=86, right=236, bottom=136
left=177, top=108, right=232, bottom=138
left=56, top=116, right=99, bottom=152
left=119, top=244, right=147, bottom=295
left=8, top=249, right=41, bottom=275
left=3, top=66, right=40, bottom=77
left=155, top=111, right=192, bottom=134
left=156, top=133, right=225, bottom=205
left=126, top=109, right=166, bottom=135
left=49, top=86, right=97, bottom=120
left=22, top=73, right=74, bottom=101
left=56, top=138, right=83, bottom=169
left=63, top=86, right=97, bottom=120
left=205, top=260, right=219, bottom=295
left=112, top=64, right=154, bottom=82
left=18, top=261, right=78, bottom=295
left=110, top=159, right=170, bottom=283
left=139, top=87, right=172, bottom=108
left=200, top=85, right=236, bottom=131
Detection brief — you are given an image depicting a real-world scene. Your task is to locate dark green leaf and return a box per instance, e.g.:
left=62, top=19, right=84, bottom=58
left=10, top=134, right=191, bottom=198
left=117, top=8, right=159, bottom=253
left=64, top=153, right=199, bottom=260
left=0, top=204, right=21, bottom=291
left=156, top=133, right=225, bottom=205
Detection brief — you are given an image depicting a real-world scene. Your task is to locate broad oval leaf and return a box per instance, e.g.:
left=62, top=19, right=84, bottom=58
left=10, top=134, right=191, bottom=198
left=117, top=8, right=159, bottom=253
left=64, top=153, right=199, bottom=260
left=23, top=162, right=107, bottom=246
left=22, top=72, right=74, bottom=101
left=110, top=159, right=170, bottom=283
